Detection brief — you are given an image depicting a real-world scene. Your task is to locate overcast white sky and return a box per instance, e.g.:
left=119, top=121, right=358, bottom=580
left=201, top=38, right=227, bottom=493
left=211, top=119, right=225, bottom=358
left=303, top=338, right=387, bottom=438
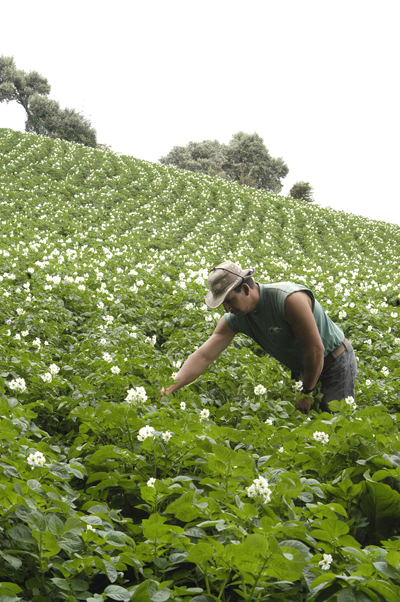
left=1, top=0, right=399, bottom=225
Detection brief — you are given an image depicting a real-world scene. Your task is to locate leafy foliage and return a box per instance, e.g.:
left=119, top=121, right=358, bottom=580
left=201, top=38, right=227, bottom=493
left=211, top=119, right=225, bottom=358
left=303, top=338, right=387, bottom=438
left=0, top=55, right=96, bottom=147
left=1, top=127, right=400, bottom=600
left=160, top=131, right=289, bottom=192
left=26, top=95, right=97, bottom=147
left=290, top=181, right=314, bottom=203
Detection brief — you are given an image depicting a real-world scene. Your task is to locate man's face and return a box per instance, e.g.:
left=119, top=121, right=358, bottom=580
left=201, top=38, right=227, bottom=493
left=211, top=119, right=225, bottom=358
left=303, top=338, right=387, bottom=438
left=222, top=286, right=249, bottom=317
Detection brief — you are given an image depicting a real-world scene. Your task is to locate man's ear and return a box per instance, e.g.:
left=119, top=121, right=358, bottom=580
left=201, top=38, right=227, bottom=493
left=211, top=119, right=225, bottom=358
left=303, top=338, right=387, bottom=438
left=242, top=283, right=250, bottom=296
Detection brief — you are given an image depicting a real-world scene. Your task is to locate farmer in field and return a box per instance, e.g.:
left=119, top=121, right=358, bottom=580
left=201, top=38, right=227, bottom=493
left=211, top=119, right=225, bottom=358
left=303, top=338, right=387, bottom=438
left=163, top=261, right=356, bottom=414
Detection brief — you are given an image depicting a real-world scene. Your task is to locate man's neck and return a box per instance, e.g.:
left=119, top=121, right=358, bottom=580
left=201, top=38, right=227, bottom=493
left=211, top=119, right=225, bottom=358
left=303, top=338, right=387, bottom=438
left=249, top=283, right=260, bottom=312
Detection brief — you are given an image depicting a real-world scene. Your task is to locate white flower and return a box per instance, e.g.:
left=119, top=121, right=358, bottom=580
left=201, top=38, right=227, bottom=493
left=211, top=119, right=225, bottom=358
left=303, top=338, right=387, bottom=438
left=313, top=431, right=329, bottom=445
left=293, top=381, right=303, bottom=391
left=27, top=451, right=46, bottom=468
left=180, top=402, right=186, bottom=410
left=365, top=379, right=372, bottom=387
left=162, top=431, right=172, bottom=443
left=125, top=386, right=147, bottom=404
left=338, top=311, right=347, bottom=319
left=16, top=308, right=25, bottom=315
left=111, top=366, right=120, bottom=374
left=99, top=338, right=107, bottom=345
left=381, top=366, right=389, bottom=377
left=246, top=476, right=271, bottom=503
left=254, top=384, right=266, bottom=396
left=41, top=373, right=52, bottom=383
left=102, top=352, right=113, bottom=362
left=147, top=477, right=156, bottom=487
left=7, top=378, right=27, bottom=393
left=14, top=333, right=21, bottom=340
left=265, top=418, right=273, bottom=426
left=21, top=330, right=29, bottom=337
left=145, top=335, right=157, bottom=346
left=200, top=408, right=210, bottom=422
left=319, top=553, right=333, bottom=570
left=345, top=396, right=357, bottom=410
left=278, top=446, right=284, bottom=453
left=86, top=524, right=96, bottom=531
left=32, top=337, right=41, bottom=349
left=137, top=425, right=155, bottom=441
left=49, top=363, right=60, bottom=375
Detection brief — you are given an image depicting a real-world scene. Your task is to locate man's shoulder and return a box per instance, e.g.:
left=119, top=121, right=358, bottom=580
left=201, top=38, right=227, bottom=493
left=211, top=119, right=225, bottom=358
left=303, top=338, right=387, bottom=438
left=260, top=281, right=309, bottom=294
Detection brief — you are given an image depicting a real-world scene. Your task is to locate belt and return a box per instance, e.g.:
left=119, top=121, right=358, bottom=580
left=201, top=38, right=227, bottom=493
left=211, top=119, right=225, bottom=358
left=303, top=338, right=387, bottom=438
left=324, top=339, right=349, bottom=368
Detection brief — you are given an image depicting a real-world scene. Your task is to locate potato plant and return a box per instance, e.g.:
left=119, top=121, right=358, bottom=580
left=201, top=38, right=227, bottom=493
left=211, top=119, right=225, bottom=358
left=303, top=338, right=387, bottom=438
left=1, top=128, right=400, bottom=601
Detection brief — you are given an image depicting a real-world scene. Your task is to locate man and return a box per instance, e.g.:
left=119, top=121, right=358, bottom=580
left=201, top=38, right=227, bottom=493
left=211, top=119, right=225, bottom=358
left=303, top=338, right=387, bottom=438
left=164, top=261, right=357, bottom=414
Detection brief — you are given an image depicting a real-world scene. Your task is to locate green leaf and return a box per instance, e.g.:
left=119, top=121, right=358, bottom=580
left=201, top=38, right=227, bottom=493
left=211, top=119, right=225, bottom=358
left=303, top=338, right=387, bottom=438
left=47, top=514, right=65, bottom=537
left=7, top=524, right=36, bottom=544
left=186, top=542, right=214, bottom=564
left=337, top=588, right=357, bottom=602
left=360, top=481, right=400, bottom=540
left=58, top=532, right=83, bottom=554
left=103, top=585, right=131, bottom=601
left=0, top=583, right=22, bottom=593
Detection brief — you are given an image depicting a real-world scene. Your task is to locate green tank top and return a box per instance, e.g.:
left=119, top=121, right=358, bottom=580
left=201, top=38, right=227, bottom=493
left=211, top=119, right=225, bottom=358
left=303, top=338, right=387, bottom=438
left=224, top=282, right=344, bottom=373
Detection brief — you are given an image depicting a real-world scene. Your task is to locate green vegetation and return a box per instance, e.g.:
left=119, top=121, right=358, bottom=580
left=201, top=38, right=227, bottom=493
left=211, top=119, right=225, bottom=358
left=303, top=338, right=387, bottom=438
left=1, top=127, right=400, bottom=601
left=159, top=131, right=289, bottom=192
left=0, top=57, right=97, bottom=147
left=290, top=181, right=314, bottom=203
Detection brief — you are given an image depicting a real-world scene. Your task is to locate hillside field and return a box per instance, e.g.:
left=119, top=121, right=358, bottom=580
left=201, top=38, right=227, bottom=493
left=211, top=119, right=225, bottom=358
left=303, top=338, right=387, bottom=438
left=1, top=128, right=400, bottom=601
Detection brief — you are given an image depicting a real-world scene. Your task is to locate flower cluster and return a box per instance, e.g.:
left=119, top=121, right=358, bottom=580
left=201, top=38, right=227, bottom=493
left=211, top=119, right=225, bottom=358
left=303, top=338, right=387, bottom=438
left=254, top=384, right=266, bottom=395
left=246, top=476, right=272, bottom=503
left=27, top=451, right=46, bottom=468
left=7, top=377, right=27, bottom=393
left=137, top=425, right=155, bottom=441
left=125, top=386, right=147, bottom=404
left=313, top=431, right=329, bottom=445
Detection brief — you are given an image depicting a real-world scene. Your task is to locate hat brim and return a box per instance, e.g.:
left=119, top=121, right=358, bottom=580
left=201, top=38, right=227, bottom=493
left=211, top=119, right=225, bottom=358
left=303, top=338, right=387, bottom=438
left=205, top=277, right=243, bottom=309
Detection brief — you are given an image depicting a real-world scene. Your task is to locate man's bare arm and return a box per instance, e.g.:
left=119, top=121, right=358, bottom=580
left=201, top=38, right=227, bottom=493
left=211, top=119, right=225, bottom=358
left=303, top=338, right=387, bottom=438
left=285, top=291, right=325, bottom=413
left=163, top=317, right=236, bottom=395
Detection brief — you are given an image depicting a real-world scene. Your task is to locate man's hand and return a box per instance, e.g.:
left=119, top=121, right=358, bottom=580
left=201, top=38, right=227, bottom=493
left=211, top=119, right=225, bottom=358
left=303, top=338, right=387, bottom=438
left=160, top=385, right=175, bottom=397
left=295, top=396, right=312, bottom=415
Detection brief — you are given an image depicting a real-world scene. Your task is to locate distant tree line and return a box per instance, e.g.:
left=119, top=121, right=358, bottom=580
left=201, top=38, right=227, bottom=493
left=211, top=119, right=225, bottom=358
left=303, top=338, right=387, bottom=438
left=0, top=55, right=97, bottom=147
left=160, top=132, right=289, bottom=193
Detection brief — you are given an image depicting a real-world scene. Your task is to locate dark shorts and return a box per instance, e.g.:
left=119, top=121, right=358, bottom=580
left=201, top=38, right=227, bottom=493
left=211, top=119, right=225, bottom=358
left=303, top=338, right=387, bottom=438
left=319, top=341, right=357, bottom=412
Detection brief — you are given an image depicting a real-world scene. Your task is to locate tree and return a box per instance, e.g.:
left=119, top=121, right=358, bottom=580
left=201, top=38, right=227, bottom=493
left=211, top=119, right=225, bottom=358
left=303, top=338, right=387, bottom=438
left=0, top=55, right=50, bottom=123
left=0, top=55, right=96, bottom=147
left=289, top=181, right=314, bottom=202
left=160, top=139, right=227, bottom=177
left=26, top=95, right=97, bottom=147
left=224, top=132, right=288, bottom=192
left=159, top=131, right=288, bottom=192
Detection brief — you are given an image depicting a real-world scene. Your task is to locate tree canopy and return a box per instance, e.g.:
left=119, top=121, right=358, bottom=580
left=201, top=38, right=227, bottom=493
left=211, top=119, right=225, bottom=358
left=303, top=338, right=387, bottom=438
left=0, top=55, right=96, bottom=147
left=290, top=181, right=314, bottom=202
left=160, top=131, right=289, bottom=193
